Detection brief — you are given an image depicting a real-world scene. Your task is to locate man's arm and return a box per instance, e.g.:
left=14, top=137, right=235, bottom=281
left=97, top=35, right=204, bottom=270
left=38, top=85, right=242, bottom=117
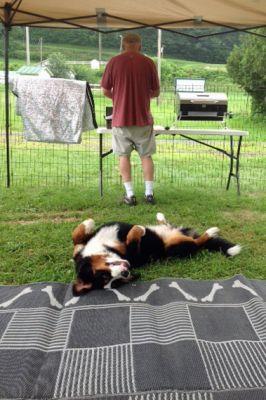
left=102, top=88, right=113, bottom=99
left=150, top=88, right=160, bottom=98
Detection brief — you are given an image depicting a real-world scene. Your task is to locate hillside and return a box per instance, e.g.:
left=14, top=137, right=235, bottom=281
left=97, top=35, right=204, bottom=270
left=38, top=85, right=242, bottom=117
left=0, top=26, right=242, bottom=64
left=0, top=43, right=231, bottom=88
left=0, top=25, right=235, bottom=88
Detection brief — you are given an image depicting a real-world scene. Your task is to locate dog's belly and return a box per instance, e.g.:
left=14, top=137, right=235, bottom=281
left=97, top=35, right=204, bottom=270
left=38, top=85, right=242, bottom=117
left=82, top=225, right=120, bottom=257
left=147, top=225, right=182, bottom=240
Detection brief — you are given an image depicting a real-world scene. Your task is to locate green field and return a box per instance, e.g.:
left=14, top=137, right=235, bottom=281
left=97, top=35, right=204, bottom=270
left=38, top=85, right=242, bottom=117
left=0, top=185, right=265, bottom=285
left=3, top=39, right=229, bottom=68
left=0, top=49, right=265, bottom=285
left=2, top=43, right=117, bottom=69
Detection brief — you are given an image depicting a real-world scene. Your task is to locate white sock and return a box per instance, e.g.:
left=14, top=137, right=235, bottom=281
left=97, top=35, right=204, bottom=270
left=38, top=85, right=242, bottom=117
left=145, top=181, right=154, bottom=196
left=124, top=181, right=134, bottom=197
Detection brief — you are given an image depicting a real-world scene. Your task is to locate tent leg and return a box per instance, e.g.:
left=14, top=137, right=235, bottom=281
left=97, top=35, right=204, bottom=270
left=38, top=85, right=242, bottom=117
left=4, top=13, right=11, bottom=187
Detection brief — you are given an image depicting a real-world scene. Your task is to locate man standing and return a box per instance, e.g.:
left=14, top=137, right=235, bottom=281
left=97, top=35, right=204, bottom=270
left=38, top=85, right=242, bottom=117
left=101, top=33, right=160, bottom=205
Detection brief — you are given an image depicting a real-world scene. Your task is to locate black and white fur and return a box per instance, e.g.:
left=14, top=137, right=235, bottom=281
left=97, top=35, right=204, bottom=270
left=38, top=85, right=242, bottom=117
left=71, top=213, right=241, bottom=296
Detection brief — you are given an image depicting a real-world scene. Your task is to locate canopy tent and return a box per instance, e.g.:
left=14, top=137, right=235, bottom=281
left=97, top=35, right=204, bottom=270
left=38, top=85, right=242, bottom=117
left=1, top=0, right=266, bottom=187
left=1, top=0, right=266, bottom=36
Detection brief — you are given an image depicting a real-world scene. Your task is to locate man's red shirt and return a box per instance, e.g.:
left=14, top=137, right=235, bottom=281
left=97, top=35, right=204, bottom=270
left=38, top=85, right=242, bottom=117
left=101, top=51, right=160, bottom=127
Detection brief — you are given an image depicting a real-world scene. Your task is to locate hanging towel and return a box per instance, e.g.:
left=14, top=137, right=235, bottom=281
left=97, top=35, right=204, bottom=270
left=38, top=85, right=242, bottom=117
left=11, top=76, right=97, bottom=144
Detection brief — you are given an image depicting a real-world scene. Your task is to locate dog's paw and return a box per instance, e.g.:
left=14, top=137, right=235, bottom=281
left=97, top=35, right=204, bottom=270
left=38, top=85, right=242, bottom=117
left=227, top=245, right=241, bottom=257
left=206, top=227, right=220, bottom=238
left=156, top=212, right=166, bottom=224
left=126, top=225, right=146, bottom=245
left=82, top=218, right=95, bottom=234
left=136, top=225, right=146, bottom=236
left=72, top=219, right=95, bottom=245
left=73, top=244, right=85, bottom=258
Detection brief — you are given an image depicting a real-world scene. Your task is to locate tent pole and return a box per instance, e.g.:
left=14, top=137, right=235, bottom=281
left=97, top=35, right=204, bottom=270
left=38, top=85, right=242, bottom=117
left=156, top=28, right=162, bottom=106
left=4, top=5, right=11, bottom=187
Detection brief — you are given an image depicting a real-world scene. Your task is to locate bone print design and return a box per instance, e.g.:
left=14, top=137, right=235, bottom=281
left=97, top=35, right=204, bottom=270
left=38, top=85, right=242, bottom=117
left=232, top=279, right=259, bottom=297
left=0, top=287, right=32, bottom=308
left=104, top=279, right=131, bottom=301
left=201, top=283, right=223, bottom=303
left=134, top=283, right=160, bottom=302
left=0, top=277, right=266, bottom=399
left=106, top=288, right=131, bottom=302
left=169, top=282, right=198, bottom=301
left=65, top=296, right=80, bottom=307
left=41, top=286, right=63, bottom=309
left=0, top=278, right=261, bottom=309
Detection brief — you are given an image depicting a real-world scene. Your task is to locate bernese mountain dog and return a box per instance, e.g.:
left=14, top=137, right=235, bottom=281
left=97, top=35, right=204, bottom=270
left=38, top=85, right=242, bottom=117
left=71, top=213, right=241, bottom=296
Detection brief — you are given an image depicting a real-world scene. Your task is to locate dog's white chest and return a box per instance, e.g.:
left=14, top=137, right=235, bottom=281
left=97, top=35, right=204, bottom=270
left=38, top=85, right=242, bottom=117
left=82, top=225, right=119, bottom=257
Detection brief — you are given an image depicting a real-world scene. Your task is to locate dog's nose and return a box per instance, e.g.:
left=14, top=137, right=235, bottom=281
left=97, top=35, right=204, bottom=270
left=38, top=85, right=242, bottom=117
left=121, top=270, right=130, bottom=278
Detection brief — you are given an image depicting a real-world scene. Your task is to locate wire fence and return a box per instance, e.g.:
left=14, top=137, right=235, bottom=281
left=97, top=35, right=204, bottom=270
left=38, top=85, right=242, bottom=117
left=0, top=83, right=265, bottom=192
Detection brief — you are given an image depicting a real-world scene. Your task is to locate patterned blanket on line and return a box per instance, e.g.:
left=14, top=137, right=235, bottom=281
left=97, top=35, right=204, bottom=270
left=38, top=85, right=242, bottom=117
left=0, top=275, right=266, bottom=400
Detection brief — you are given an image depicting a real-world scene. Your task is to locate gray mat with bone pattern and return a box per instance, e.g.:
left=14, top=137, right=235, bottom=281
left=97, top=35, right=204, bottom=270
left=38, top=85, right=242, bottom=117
left=0, top=275, right=266, bottom=400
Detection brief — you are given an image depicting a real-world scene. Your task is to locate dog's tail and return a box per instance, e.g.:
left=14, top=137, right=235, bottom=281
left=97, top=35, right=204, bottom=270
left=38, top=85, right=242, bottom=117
left=203, top=237, right=241, bottom=257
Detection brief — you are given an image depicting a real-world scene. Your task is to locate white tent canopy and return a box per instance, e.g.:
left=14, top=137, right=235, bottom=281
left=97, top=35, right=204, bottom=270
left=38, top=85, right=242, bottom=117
left=1, top=0, right=266, bottom=34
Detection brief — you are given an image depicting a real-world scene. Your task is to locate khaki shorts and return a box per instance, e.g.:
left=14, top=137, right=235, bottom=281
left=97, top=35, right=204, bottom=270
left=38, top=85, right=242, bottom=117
left=112, top=125, right=156, bottom=157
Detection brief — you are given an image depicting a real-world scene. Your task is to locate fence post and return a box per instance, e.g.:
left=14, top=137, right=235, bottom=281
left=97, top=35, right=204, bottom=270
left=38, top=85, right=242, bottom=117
left=4, top=4, right=11, bottom=187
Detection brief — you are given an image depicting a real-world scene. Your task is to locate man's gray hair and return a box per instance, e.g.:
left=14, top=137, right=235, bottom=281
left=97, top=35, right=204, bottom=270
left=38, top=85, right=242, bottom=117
left=122, top=33, right=141, bottom=44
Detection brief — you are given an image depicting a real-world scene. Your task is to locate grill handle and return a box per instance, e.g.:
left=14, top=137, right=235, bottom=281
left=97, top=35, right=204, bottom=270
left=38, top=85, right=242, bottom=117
left=190, top=100, right=219, bottom=104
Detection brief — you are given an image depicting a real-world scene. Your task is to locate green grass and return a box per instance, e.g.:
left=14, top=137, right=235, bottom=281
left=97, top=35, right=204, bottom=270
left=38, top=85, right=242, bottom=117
left=0, top=185, right=265, bottom=286
left=0, top=130, right=265, bottom=191
left=1, top=47, right=265, bottom=286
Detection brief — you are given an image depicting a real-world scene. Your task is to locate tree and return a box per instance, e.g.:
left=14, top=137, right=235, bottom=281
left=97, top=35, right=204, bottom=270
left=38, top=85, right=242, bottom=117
left=227, top=28, right=266, bottom=114
left=72, top=64, right=104, bottom=83
left=2, top=25, right=243, bottom=64
left=47, top=52, right=73, bottom=78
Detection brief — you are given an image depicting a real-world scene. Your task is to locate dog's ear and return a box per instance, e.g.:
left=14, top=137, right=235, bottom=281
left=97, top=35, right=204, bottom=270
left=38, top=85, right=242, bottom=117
left=72, top=279, right=93, bottom=296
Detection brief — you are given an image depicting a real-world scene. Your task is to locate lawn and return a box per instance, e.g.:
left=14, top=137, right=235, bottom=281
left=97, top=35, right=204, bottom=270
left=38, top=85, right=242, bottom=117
left=0, top=72, right=265, bottom=287
left=0, top=185, right=265, bottom=286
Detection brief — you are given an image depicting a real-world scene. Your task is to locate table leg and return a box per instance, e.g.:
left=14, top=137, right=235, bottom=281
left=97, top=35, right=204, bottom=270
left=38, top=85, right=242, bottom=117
left=235, top=136, right=242, bottom=195
left=99, top=133, right=114, bottom=197
left=226, top=136, right=234, bottom=191
left=226, top=136, right=242, bottom=195
left=99, top=133, right=103, bottom=197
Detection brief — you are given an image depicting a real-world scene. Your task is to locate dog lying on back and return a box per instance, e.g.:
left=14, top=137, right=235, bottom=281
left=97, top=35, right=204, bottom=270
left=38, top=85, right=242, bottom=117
left=71, top=213, right=241, bottom=296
